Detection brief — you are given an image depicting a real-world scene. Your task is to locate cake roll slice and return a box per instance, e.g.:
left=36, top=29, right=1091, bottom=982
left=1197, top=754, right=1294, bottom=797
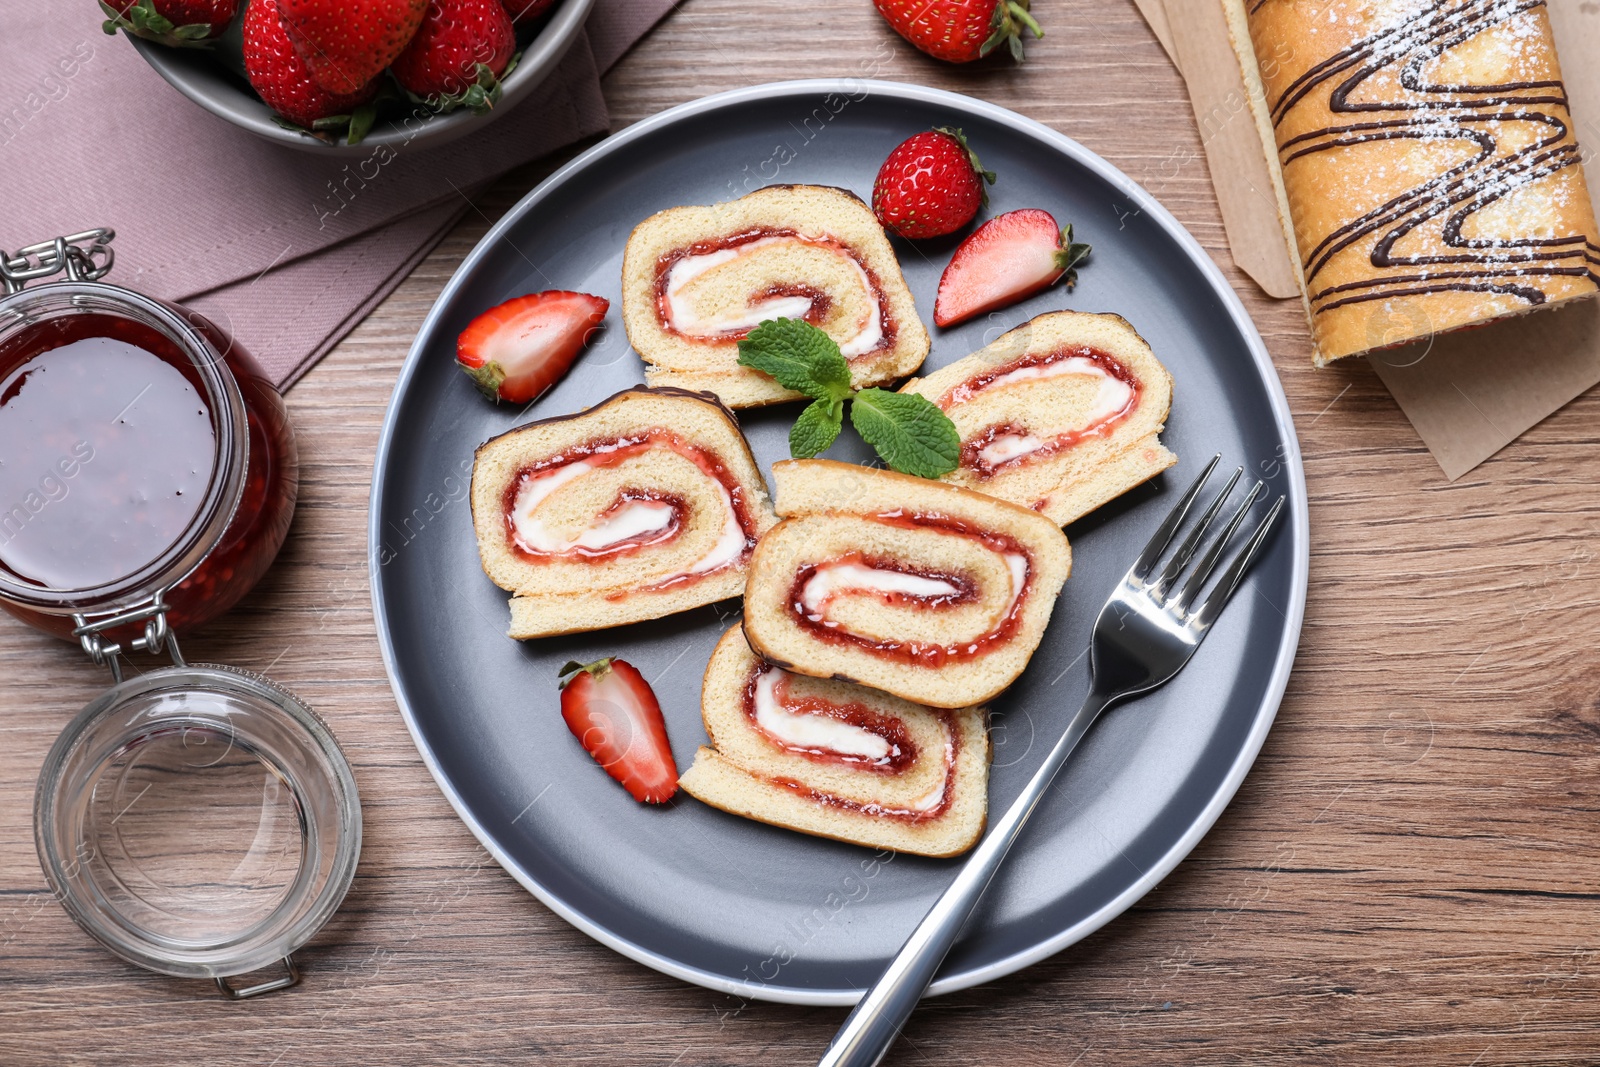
left=743, top=459, right=1071, bottom=709
left=900, top=311, right=1177, bottom=527
left=1233, top=0, right=1600, bottom=363
left=621, top=184, right=931, bottom=407
left=679, top=625, right=990, bottom=857
left=470, top=387, right=777, bottom=639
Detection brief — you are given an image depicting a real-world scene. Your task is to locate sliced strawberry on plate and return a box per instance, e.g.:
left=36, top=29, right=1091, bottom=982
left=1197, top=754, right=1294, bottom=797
left=558, top=657, right=678, bottom=804
left=934, top=209, right=1091, bottom=327
left=456, top=290, right=608, bottom=404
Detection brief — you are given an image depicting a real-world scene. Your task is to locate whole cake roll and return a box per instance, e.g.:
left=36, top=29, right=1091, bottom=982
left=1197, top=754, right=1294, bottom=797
left=1236, top=0, right=1600, bottom=363
left=678, top=625, right=990, bottom=857
left=470, top=387, right=777, bottom=638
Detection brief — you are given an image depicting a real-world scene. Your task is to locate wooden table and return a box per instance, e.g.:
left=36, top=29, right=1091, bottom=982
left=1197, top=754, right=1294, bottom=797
left=6, top=2, right=1600, bottom=1062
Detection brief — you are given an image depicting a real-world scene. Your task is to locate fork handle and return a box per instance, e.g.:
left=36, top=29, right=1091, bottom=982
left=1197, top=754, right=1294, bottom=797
left=817, top=687, right=1117, bottom=1067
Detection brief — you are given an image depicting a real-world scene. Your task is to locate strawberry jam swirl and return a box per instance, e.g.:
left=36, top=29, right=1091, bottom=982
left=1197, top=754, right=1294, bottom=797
left=938, top=347, right=1141, bottom=478
left=654, top=227, right=896, bottom=359
left=743, top=664, right=917, bottom=772
left=746, top=664, right=960, bottom=822
left=502, top=429, right=759, bottom=593
left=786, top=510, right=1032, bottom=667
left=768, top=742, right=957, bottom=822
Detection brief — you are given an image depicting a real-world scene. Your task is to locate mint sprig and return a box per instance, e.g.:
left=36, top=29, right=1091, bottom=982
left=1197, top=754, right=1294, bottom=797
left=737, top=319, right=959, bottom=478
left=791, top=397, right=844, bottom=458
left=851, top=389, right=961, bottom=476
left=736, top=318, right=853, bottom=400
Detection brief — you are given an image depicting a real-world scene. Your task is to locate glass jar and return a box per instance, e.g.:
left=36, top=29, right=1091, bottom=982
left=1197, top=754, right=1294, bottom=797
left=0, top=230, right=297, bottom=641
left=4, top=231, right=354, bottom=997
left=35, top=663, right=362, bottom=995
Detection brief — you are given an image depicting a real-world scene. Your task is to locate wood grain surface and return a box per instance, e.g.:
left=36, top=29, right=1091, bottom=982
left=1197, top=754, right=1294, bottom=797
left=6, top=1, right=1600, bottom=1063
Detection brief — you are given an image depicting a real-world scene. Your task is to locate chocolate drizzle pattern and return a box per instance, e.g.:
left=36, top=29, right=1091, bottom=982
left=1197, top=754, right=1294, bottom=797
left=1250, top=0, right=1600, bottom=328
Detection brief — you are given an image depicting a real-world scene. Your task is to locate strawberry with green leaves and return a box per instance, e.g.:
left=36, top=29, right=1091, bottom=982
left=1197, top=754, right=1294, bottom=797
left=872, top=128, right=995, bottom=240
left=737, top=319, right=960, bottom=478
left=100, top=0, right=237, bottom=46
left=559, top=658, right=678, bottom=804
left=875, top=0, right=1043, bottom=64
left=392, top=0, right=518, bottom=114
left=243, top=0, right=381, bottom=143
left=456, top=290, right=609, bottom=404
left=276, top=0, right=428, bottom=95
left=935, top=210, right=1091, bottom=327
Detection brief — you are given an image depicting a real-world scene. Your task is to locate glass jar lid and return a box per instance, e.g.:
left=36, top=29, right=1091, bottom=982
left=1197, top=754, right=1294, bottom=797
left=34, top=662, right=361, bottom=989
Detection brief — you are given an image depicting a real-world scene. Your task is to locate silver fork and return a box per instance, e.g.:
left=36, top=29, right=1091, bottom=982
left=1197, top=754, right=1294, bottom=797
left=818, top=454, right=1285, bottom=1067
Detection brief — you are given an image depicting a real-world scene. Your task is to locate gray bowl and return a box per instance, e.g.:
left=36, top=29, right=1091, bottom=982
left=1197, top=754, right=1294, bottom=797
left=126, top=0, right=596, bottom=153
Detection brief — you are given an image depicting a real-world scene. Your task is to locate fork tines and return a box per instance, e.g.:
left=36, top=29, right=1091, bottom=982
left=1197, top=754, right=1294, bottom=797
left=1130, top=453, right=1285, bottom=629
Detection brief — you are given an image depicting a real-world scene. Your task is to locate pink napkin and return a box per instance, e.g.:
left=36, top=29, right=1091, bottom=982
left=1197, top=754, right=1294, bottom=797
left=0, top=0, right=675, bottom=387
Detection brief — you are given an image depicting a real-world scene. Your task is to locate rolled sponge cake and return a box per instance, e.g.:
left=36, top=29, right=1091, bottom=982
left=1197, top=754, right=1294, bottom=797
left=1233, top=0, right=1600, bottom=363
left=470, top=387, right=777, bottom=639
left=678, top=625, right=990, bottom=858
left=899, top=311, right=1177, bottom=527
left=621, top=184, right=930, bottom=407
left=743, top=459, right=1071, bottom=709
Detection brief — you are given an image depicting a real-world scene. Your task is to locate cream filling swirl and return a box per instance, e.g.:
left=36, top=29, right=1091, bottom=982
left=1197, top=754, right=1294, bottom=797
left=960, top=355, right=1133, bottom=465
left=662, top=235, right=884, bottom=357
left=510, top=454, right=744, bottom=575
left=751, top=667, right=892, bottom=761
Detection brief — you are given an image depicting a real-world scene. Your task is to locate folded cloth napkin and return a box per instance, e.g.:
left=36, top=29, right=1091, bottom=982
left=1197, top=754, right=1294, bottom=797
left=0, top=0, right=676, bottom=387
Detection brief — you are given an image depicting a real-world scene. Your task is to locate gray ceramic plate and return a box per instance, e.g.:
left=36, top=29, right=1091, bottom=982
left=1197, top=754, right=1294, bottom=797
left=127, top=0, right=595, bottom=153
left=370, top=80, right=1310, bottom=1005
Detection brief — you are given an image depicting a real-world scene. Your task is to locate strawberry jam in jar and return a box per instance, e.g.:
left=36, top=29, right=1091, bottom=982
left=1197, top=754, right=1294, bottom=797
left=0, top=231, right=297, bottom=643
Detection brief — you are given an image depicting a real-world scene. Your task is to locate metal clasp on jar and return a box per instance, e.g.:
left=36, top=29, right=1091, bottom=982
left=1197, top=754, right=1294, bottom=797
left=71, top=590, right=184, bottom=683
left=0, top=229, right=115, bottom=294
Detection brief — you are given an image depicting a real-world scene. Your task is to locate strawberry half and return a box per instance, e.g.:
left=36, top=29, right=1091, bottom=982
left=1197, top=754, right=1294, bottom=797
left=456, top=290, right=608, bottom=404
left=934, top=210, right=1091, bottom=327
left=872, top=128, right=995, bottom=240
left=558, top=658, right=678, bottom=804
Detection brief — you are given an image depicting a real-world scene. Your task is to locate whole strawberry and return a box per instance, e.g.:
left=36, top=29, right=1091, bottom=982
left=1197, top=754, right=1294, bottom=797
left=874, top=0, right=1042, bottom=63
left=277, top=0, right=428, bottom=96
left=872, top=127, right=995, bottom=240
left=244, top=0, right=380, bottom=140
left=100, top=0, right=238, bottom=45
left=501, top=0, right=556, bottom=22
left=392, top=0, right=517, bottom=113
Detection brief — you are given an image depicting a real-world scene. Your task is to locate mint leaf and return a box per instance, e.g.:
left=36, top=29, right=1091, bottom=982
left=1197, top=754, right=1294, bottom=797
left=849, top=389, right=960, bottom=478
left=1059, top=223, right=1091, bottom=290
left=736, top=318, right=852, bottom=400
left=790, top=397, right=844, bottom=459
